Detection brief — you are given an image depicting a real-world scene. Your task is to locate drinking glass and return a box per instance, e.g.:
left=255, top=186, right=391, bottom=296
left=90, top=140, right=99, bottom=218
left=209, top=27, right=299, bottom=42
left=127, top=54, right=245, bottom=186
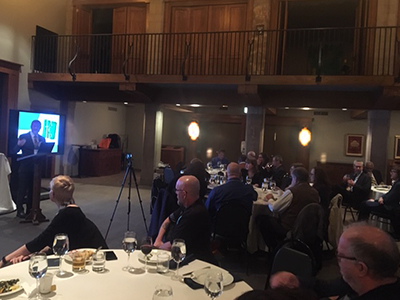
left=140, top=236, right=153, bottom=272
left=122, top=231, right=137, bottom=272
left=29, top=253, right=48, bottom=300
left=170, top=239, right=186, bottom=281
left=204, top=270, right=223, bottom=300
left=206, top=162, right=212, bottom=171
left=52, top=233, right=69, bottom=277
left=270, top=180, right=276, bottom=191
left=246, top=176, right=252, bottom=185
left=152, top=284, right=173, bottom=300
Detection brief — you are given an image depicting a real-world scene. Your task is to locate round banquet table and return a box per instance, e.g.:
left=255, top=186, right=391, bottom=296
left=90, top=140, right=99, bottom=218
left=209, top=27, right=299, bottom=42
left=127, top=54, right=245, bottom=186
left=370, top=185, right=391, bottom=200
left=0, top=250, right=252, bottom=299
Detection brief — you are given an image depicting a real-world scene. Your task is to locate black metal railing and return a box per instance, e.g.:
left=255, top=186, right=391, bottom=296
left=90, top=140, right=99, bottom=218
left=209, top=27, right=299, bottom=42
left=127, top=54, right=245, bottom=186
left=31, top=26, right=400, bottom=79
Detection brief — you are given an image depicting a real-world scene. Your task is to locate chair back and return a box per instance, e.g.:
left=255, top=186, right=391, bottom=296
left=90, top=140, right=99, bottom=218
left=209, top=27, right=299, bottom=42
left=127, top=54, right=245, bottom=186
left=271, top=246, right=313, bottom=279
left=212, top=202, right=251, bottom=246
left=163, top=167, right=175, bottom=184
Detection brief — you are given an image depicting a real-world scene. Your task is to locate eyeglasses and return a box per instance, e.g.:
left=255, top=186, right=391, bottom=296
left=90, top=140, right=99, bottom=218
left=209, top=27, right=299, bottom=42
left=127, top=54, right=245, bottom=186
left=174, top=189, right=186, bottom=194
left=335, top=251, right=357, bottom=261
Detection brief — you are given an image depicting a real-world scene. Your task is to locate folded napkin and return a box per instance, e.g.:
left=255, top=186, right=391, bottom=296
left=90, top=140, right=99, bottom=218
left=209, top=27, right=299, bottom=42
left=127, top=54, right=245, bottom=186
left=169, top=254, right=195, bottom=270
left=184, top=273, right=243, bottom=290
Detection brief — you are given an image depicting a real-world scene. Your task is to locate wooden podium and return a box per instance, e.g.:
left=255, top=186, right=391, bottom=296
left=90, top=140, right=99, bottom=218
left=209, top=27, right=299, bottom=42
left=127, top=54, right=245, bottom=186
left=18, top=154, right=50, bottom=225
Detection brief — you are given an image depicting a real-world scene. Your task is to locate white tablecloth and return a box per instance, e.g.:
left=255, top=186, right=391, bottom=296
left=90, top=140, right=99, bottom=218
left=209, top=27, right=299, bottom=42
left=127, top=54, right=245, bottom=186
left=247, top=189, right=282, bottom=254
left=370, top=186, right=391, bottom=200
left=0, top=250, right=252, bottom=299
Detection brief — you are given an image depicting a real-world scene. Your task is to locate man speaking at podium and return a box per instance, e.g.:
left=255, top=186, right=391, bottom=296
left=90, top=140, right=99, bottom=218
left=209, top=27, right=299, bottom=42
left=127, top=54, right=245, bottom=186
left=13, top=120, right=45, bottom=218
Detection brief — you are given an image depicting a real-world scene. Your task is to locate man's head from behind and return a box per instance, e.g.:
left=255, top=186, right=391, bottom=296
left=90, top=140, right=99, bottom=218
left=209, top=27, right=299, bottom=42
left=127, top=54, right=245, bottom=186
left=31, top=120, right=41, bottom=135
left=175, top=175, right=200, bottom=208
left=272, top=155, right=283, bottom=167
left=337, top=223, right=400, bottom=294
left=291, top=167, right=309, bottom=185
left=227, top=162, right=240, bottom=179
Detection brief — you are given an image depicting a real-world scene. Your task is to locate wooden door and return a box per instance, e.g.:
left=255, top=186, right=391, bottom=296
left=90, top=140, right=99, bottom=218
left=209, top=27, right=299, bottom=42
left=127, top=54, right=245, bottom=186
left=73, top=6, right=92, bottom=73
left=112, top=6, right=147, bottom=74
left=112, top=7, right=128, bottom=73
left=126, top=6, right=147, bottom=75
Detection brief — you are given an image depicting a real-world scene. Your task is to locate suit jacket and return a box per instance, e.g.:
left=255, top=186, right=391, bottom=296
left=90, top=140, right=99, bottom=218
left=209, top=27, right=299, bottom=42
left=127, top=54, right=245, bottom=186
left=351, top=172, right=371, bottom=202
left=383, top=180, right=400, bottom=210
left=13, top=132, right=45, bottom=173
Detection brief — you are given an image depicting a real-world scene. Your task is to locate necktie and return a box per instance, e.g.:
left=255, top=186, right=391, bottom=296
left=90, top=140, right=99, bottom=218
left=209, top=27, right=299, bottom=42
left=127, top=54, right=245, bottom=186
left=33, top=135, right=39, bottom=148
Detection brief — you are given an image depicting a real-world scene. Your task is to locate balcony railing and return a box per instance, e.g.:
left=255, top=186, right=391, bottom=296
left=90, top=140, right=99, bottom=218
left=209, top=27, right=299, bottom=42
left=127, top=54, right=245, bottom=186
left=31, top=26, right=400, bottom=79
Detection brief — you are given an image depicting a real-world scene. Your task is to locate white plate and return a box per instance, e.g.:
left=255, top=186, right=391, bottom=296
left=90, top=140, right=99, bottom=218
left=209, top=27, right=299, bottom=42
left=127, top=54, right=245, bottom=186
left=0, top=281, right=23, bottom=297
left=64, top=248, right=96, bottom=264
left=192, top=269, right=234, bottom=286
left=137, top=249, right=169, bottom=264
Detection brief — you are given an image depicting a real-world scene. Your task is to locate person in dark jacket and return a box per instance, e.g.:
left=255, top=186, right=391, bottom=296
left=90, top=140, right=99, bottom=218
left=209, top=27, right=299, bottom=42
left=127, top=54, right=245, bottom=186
left=0, top=175, right=107, bottom=267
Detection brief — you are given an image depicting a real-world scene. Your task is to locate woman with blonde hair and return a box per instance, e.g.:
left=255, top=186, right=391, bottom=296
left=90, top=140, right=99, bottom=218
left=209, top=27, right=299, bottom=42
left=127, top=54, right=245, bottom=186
left=0, top=175, right=107, bottom=267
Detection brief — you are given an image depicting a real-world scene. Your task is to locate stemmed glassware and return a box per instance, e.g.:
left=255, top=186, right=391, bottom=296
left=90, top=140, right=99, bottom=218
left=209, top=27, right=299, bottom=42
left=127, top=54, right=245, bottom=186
left=170, top=239, right=186, bottom=281
left=122, top=231, right=137, bottom=272
left=140, top=236, right=153, bottom=272
left=28, top=252, right=48, bottom=300
left=52, top=233, right=69, bottom=277
left=204, top=270, right=223, bottom=300
left=270, top=180, right=276, bottom=191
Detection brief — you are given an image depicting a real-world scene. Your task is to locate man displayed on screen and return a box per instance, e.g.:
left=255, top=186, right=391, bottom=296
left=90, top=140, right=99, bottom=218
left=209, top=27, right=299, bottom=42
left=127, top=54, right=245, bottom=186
left=13, top=120, right=45, bottom=218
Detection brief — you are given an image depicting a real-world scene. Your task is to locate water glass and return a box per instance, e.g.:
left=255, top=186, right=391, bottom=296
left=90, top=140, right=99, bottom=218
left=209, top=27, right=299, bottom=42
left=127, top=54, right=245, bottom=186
left=122, top=231, right=137, bottom=272
left=52, top=233, right=69, bottom=277
left=92, top=250, right=106, bottom=273
left=204, top=270, right=223, bottom=300
left=39, top=273, right=53, bottom=294
left=153, top=284, right=173, bottom=300
left=29, top=252, right=48, bottom=300
left=270, top=180, right=276, bottom=191
left=156, top=252, right=170, bottom=274
left=170, top=239, right=186, bottom=281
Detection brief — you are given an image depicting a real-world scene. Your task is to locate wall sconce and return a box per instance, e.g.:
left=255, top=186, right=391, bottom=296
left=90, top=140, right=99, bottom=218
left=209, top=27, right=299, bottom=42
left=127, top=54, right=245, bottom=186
left=188, top=121, right=200, bottom=141
left=299, top=127, right=311, bottom=146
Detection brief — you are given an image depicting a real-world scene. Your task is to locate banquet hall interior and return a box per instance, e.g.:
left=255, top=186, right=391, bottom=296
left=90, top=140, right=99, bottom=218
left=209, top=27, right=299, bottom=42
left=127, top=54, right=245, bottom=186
left=1, top=0, right=400, bottom=295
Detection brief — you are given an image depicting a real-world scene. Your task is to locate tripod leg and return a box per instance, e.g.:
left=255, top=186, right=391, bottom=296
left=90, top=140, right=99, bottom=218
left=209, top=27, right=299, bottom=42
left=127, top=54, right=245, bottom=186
left=131, top=167, right=149, bottom=235
left=105, top=160, right=131, bottom=240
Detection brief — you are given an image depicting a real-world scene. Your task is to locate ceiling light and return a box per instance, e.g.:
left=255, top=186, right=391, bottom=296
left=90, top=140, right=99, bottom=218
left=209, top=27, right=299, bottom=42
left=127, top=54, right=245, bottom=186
left=176, top=104, right=181, bottom=106
left=190, top=104, right=200, bottom=107
left=285, top=107, right=289, bottom=110
left=244, top=107, right=248, bottom=114
left=124, top=102, right=128, bottom=105
left=302, top=107, right=310, bottom=110
left=342, top=107, right=347, bottom=111
left=83, top=101, right=87, bottom=104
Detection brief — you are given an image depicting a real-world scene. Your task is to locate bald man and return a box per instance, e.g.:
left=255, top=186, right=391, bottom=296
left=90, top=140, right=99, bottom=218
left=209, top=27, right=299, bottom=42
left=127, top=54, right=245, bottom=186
left=205, top=162, right=257, bottom=219
left=271, top=223, right=400, bottom=299
left=154, top=175, right=213, bottom=262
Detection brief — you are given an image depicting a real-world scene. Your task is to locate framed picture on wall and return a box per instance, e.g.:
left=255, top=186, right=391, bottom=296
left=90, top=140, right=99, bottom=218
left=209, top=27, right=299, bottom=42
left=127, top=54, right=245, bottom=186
left=345, top=134, right=364, bottom=156
left=395, top=135, right=400, bottom=159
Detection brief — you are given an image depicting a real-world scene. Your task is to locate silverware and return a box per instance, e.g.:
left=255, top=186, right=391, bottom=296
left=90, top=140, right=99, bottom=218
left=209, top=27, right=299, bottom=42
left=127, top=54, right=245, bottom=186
left=182, top=266, right=211, bottom=277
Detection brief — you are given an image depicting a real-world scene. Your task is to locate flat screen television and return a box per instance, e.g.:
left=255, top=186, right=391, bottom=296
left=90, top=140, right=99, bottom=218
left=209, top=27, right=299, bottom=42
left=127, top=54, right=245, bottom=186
left=8, top=109, right=66, bottom=156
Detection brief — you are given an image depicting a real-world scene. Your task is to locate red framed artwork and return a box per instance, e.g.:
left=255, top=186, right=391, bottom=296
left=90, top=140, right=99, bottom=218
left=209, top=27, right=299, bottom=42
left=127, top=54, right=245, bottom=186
left=395, top=135, right=400, bottom=159
left=345, top=134, right=364, bottom=157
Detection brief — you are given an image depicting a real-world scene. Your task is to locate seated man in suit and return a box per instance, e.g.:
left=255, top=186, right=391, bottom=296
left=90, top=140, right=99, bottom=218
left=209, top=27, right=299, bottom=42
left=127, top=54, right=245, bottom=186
left=270, top=155, right=286, bottom=189
left=256, top=167, right=319, bottom=251
left=210, top=149, right=229, bottom=168
left=338, top=160, right=371, bottom=210
left=13, top=120, right=46, bottom=218
left=365, top=161, right=384, bottom=186
left=205, top=162, right=257, bottom=219
left=154, top=175, right=214, bottom=263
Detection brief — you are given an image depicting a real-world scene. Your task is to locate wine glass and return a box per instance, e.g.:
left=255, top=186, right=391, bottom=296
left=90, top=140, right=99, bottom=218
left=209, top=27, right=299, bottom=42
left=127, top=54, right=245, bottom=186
left=170, top=239, right=186, bottom=281
left=52, top=233, right=69, bottom=277
left=204, top=270, right=223, bottom=300
left=140, top=236, right=153, bottom=272
left=122, top=231, right=137, bottom=272
left=246, top=176, right=252, bottom=185
left=207, top=162, right=212, bottom=171
left=29, top=252, right=48, bottom=300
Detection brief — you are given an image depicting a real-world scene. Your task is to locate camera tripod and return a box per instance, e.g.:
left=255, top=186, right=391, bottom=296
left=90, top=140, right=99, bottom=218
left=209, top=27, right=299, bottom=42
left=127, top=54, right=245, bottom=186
left=105, top=155, right=148, bottom=240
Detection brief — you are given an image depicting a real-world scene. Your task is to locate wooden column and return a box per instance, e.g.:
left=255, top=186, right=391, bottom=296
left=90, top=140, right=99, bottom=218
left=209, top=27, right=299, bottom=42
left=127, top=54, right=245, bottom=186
left=366, top=110, right=390, bottom=182
left=140, top=104, right=163, bottom=186
left=0, top=59, right=21, bottom=155
left=245, top=106, right=265, bottom=154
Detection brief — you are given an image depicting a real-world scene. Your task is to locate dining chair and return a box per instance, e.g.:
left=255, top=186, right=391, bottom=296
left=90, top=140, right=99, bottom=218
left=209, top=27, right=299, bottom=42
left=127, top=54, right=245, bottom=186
left=211, top=202, right=251, bottom=274
left=265, top=239, right=315, bottom=290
